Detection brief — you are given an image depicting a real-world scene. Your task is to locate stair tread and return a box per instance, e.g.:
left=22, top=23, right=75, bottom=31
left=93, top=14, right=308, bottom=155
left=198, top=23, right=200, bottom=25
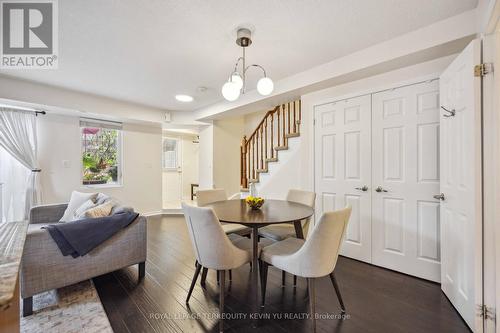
left=274, top=146, right=289, bottom=151
left=285, top=132, right=300, bottom=138
left=256, top=169, right=268, bottom=173
left=266, top=157, right=278, bottom=162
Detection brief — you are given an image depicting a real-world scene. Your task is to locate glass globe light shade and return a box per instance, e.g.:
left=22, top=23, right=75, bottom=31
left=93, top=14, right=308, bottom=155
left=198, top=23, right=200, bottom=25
left=230, top=73, right=243, bottom=90
left=221, top=81, right=240, bottom=101
left=257, top=77, right=274, bottom=96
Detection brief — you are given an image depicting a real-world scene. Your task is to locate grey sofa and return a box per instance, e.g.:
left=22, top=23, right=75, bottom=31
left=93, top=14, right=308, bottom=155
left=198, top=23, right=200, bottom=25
left=20, top=203, right=147, bottom=316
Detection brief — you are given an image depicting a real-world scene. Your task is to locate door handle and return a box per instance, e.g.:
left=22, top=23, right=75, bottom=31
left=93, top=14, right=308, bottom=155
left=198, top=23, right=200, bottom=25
left=433, top=193, right=445, bottom=201
left=355, top=186, right=369, bottom=192
left=441, top=106, right=456, bottom=118
left=375, top=186, right=388, bottom=193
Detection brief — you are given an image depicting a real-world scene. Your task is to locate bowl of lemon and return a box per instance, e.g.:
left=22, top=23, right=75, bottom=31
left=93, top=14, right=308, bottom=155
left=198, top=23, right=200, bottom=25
left=245, top=196, right=265, bottom=210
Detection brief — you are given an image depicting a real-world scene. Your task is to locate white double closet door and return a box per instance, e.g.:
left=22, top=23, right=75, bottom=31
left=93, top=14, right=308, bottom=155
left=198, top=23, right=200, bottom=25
left=314, top=80, right=441, bottom=282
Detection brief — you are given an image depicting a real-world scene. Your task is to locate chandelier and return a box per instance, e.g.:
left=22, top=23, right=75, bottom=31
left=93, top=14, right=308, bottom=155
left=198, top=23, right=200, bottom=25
left=221, top=28, right=274, bottom=101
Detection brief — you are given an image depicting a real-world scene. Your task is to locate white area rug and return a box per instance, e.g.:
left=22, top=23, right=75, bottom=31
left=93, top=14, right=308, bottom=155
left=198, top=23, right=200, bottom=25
left=20, top=280, right=113, bottom=333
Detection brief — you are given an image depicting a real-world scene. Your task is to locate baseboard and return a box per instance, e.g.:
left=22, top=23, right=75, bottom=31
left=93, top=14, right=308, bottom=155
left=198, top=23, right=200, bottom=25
left=161, top=208, right=183, bottom=215
left=143, top=211, right=163, bottom=217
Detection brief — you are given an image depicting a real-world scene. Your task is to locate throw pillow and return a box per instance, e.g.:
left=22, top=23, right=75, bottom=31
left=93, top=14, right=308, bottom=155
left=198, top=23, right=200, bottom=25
left=95, top=193, right=111, bottom=205
left=111, top=205, right=135, bottom=215
left=71, top=199, right=98, bottom=221
left=84, top=201, right=115, bottom=219
left=60, top=191, right=98, bottom=222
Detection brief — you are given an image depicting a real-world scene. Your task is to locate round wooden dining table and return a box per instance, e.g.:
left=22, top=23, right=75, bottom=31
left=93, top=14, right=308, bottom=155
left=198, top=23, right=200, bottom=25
left=202, top=199, right=314, bottom=325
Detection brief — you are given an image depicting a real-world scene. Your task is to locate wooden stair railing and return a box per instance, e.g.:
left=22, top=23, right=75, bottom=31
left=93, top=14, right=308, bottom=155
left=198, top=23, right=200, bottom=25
left=240, top=99, right=301, bottom=189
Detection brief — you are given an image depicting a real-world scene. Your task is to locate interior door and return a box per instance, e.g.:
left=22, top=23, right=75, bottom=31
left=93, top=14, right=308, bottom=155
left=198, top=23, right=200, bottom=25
left=314, top=95, right=372, bottom=263
left=439, top=39, right=482, bottom=331
left=371, top=80, right=441, bottom=282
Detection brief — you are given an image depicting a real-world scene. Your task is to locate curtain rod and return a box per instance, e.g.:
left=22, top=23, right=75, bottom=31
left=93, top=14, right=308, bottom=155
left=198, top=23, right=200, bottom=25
left=0, top=105, right=46, bottom=116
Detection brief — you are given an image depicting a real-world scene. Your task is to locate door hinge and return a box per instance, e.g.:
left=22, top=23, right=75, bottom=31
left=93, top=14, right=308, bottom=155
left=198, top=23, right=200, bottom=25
left=477, top=304, right=496, bottom=322
left=313, top=118, right=316, bottom=125
left=474, top=63, right=493, bottom=77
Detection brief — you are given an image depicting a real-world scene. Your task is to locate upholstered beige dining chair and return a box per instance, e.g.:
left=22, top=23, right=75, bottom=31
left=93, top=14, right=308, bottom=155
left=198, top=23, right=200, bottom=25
left=196, top=189, right=250, bottom=235
left=258, top=189, right=316, bottom=241
left=259, top=206, right=352, bottom=332
left=195, top=189, right=251, bottom=284
left=182, top=203, right=263, bottom=332
left=258, top=189, right=316, bottom=285
left=228, top=193, right=241, bottom=200
left=196, top=189, right=227, bottom=206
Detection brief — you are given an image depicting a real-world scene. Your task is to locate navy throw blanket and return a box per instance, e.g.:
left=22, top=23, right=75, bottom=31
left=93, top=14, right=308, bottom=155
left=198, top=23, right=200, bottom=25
left=44, top=212, right=139, bottom=258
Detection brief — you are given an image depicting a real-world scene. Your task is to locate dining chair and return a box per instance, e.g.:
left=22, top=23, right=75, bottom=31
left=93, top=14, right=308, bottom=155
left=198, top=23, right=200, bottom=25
left=258, top=189, right=316, bottom=285
left=228, top=193, right=241, bottom=200
left=258, top=189, right=316, bottom=241
left=182, top=203, right=264, bottom=332
left=259, top=206, right=352, bottom=332
left=197, top=189, right=250, bottom=235
left=195, top=189, right=252, bottom=284
left=196, top=189, right=227, bottom=206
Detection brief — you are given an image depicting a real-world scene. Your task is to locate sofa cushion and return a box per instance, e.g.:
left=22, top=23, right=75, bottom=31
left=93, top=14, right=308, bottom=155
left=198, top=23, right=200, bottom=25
left=28, top=223, right=52, bottom=233
left=60, top=191, right=98, bottom=222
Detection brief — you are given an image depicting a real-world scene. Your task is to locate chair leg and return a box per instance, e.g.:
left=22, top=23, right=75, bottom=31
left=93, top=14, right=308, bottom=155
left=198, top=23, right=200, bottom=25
left=23, top=297, right=33, bottom=317
left=219, top=270, right=226, bottom=333
left=307, top=278, right=316, bottom=333
left=293, top=275, right=297, bottom=287
left=260, top=262, right=269, bottom=307
left=200, top=267, right=208, bottom=288
left=229, top=270, right=232, bottom=281
left=186, top=263, right=202, bottom=303
left=217, top=270, right=220, bottom=285
left=281, top=271, right=286, bottom=286
left=329, top=273, right=346, bottom=313
left=138, top=262, right=146, bottom=281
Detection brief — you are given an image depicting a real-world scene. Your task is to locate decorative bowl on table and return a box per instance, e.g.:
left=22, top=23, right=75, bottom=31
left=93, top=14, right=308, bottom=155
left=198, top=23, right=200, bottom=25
left=245, top=196, right=265, bottom=210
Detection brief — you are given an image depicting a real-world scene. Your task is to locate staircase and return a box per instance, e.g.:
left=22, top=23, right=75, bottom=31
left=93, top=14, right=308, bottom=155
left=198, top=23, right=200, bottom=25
left=240, top=99, right=301, bottom=191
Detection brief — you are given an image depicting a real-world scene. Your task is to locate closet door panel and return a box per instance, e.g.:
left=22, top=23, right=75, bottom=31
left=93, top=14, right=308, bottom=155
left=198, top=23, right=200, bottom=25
left=371, top=80, right=441, bottom=282
left=314, top=95, right=372, bottom=263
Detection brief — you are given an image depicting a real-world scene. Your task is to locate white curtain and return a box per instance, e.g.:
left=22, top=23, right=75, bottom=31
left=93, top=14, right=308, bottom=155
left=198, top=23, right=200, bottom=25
left=0, top=108, right=42, bottom=220
left=0, top=147, right=30, bottom=222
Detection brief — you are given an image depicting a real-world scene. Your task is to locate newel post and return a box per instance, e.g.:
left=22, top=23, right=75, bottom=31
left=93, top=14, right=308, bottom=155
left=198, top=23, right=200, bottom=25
left=241, top=135, right=248, bottom=189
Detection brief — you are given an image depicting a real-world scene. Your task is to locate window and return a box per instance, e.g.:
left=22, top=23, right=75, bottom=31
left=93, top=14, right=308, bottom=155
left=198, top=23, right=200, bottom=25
left=163, top=138, right=179, bottom=169
left=80, top=119, right=122, bottom=186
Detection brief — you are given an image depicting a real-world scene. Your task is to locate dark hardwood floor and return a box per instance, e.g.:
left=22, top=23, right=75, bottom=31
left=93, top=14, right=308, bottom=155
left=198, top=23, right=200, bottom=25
left=93, top=215, right=470, bottom=333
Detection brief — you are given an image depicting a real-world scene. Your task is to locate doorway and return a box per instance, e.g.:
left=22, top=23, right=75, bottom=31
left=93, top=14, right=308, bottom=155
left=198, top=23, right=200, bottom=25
left=162, top=131, right=199, bottom=211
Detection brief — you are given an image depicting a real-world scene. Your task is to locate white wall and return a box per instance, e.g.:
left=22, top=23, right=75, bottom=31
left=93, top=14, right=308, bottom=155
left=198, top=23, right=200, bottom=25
left=38, top=114, right=162, bottom=214
left=255, top=137, right=301, bottom=199
left=243, top=110, right=267, bottom=137
left=213, top=117, right=244, bottom=196
left=198, top=125, right=214, bottom=189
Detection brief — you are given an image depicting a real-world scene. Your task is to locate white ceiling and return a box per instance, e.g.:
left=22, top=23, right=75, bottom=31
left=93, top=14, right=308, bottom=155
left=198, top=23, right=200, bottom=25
left=0, top=0, right=478, bottom=111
